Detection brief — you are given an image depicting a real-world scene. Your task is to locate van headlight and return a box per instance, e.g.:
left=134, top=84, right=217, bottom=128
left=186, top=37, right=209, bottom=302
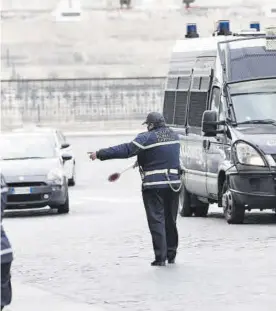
left=235, top=143, right=265, bottom=166
left=47, top=168, right=64, bottom=185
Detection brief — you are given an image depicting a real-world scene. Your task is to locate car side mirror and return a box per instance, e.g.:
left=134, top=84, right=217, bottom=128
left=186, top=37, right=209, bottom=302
left=202, top=110, right=226, bottom=137
left=61, top=143, right=70, bottom=149
left=61, top=154, right=72, bottom=162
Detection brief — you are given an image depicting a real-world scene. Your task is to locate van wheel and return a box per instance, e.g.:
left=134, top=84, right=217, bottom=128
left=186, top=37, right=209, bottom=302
left=179, top=184, right=194, bottom=217
left=222, top=180, right=245, bottom=224
left=57, top=194, right=70, bottom=214
left=194, top=201, right=209, bottom=217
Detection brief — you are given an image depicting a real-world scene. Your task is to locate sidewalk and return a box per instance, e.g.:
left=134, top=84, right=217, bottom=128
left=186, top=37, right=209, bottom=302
left=5, top=281, right=107, bottom=311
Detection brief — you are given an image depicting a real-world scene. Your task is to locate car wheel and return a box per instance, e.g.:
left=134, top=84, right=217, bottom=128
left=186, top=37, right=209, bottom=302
left=179, top=184, right=194, bottom=217
left=68, top=163, right=76, bottom=186
left=57, top=194, right=70, bottom=214
left=222, top=180, right=245, bottom=224
left=193, top=200, right=209, bottom=217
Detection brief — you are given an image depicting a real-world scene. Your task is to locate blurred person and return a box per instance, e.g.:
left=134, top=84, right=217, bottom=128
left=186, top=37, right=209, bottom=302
left=120, top=0, right=131, bottom=9
left=1, top=173, right=13, bottom=310
left=183, top=0, right=195, bottom=9
left=88, top=112, right=182, bottom=266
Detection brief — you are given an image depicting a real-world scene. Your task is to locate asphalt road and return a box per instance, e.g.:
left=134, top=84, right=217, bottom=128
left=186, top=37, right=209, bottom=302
left=3, top=135, right=276, bottom=311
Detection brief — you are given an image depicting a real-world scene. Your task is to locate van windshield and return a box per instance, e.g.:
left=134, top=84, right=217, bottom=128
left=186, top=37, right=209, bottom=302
left=231, top=93, right=276, bottom=124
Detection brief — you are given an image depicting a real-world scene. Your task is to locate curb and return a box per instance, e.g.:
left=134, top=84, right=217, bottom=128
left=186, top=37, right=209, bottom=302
left=64, top=130, right=142, bottom=137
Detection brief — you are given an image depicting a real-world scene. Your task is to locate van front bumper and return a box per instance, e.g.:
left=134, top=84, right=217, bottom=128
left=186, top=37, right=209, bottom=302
left=228, top=172, right=276, bottom=210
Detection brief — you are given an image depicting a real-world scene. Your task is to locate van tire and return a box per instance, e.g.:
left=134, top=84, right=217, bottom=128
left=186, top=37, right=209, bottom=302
left=222, top=180, right=245, bottom=224
left=179, top=184, right=194, bottom=217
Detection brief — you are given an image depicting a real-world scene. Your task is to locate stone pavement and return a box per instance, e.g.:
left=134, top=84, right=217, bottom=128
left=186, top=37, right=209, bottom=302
left=5, top=281, right=107, bottom=311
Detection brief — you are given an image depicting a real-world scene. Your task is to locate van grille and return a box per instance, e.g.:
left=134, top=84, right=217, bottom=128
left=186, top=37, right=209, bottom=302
left=188, top=92, right=208, bottom=127
left=163, top=90, right=176, bottom=124
left=174, top=91, right=188, bottom=126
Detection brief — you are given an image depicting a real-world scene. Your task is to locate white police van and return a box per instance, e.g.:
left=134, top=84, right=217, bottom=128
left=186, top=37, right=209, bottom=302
left=163, top=21, right=276, bottom=224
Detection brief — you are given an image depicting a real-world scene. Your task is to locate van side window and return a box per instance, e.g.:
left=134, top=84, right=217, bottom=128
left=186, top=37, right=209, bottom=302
left=210, top=87, right=220, bottom=112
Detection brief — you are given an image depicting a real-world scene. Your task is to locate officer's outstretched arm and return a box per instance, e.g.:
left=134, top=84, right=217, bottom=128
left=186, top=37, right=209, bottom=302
left=96, top=133, right=148, bottom=161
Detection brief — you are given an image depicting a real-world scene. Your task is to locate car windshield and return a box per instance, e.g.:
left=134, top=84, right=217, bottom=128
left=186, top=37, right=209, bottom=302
left=0, top=134, right=57, bottom=160
left=231, top=93, right=276, bottom=124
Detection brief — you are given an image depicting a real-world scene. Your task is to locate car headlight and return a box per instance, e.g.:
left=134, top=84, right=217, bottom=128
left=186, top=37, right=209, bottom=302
left=47, top=168, right=64, bottom=184
left=235, top=143, right=265, bottom=166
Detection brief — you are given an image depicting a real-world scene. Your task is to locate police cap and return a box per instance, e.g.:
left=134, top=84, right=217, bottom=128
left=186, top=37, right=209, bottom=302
left=142, top=112, right=165, bottom=126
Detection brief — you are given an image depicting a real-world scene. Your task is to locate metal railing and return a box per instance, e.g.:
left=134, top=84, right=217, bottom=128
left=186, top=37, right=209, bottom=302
left=0, top=77, right=166, bottom=129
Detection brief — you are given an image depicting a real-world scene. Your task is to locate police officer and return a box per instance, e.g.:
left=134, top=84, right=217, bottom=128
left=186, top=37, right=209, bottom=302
left=1, top=173, right=13, bottom=310
left=89, top=112, right=182, bottom=266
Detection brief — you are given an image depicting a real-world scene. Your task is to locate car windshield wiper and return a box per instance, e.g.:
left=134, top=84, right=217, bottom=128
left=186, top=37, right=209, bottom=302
left=1, top=157, right=45, bottom=160
left=237, top=119, right=276, bottom=125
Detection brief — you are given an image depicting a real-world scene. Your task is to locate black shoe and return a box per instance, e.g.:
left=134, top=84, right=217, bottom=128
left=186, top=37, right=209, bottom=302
left=151, top=260, right=166, bottom=266
left=167, top=258, right=175, bottom=264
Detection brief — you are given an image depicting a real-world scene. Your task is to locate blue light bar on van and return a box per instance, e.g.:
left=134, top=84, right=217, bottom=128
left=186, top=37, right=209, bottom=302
left=187, top=23, right=197, bottom=33
left=250, top=22, right=260, bottom=31
left=185, top=23, right=199, bottom=38
left=217, top=20, right=231, bottom=35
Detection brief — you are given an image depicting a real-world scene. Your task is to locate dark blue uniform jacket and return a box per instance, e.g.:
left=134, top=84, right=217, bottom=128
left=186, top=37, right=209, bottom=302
left=97, top=126, right=181, bottom=189
left=1, top=173, right=13, bottom=264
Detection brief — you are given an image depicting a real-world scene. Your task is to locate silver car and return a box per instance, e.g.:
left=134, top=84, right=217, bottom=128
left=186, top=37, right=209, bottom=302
left=0, top=132, right=72, bottom=214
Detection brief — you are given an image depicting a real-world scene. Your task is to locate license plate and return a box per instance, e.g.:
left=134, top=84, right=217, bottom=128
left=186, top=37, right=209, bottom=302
left=10, top=187, right=31, bottom=194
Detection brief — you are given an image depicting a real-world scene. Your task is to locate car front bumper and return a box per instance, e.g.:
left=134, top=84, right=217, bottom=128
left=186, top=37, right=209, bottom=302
left=6, top=178, right=67, bottom=209
left=228, top=171, right=276, bottom=210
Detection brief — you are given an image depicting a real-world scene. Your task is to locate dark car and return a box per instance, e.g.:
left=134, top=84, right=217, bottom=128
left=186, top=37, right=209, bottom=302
left=0, top=132, right=72, bottom=214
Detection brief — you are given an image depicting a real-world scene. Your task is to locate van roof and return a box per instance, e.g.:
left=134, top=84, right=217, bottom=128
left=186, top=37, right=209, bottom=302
left=172, top=35, right=234, bottom=54
left=170, top=35, right=276, bottom=82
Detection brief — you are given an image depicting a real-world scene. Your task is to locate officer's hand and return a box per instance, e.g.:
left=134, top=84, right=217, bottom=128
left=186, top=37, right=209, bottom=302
left=88, top=152, right=97, bottom=161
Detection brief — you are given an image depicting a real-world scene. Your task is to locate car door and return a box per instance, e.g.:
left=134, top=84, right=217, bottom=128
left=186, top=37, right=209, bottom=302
left=204, top=87, right=228, bottom=198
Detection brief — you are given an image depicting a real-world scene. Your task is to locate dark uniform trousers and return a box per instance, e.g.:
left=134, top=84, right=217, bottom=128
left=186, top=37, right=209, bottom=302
left=142, top=188, right=179, bottom=262
left=1, top=262, right=12, bottom=310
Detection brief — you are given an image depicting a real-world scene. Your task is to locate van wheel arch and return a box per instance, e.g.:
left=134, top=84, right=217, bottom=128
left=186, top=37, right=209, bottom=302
left=218, top=170, right=226, bottom=207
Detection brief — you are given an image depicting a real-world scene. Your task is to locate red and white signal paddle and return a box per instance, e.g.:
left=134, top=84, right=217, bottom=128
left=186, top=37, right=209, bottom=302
left=108, top=161, right=138, bottom=182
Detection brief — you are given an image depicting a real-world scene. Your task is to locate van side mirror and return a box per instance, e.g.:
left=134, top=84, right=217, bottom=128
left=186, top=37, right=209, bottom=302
left=201, top=110, right=226, bottom=137
left=202, top=110, right=226, bottom=136
left=202, top=110, right=218, bottom=136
